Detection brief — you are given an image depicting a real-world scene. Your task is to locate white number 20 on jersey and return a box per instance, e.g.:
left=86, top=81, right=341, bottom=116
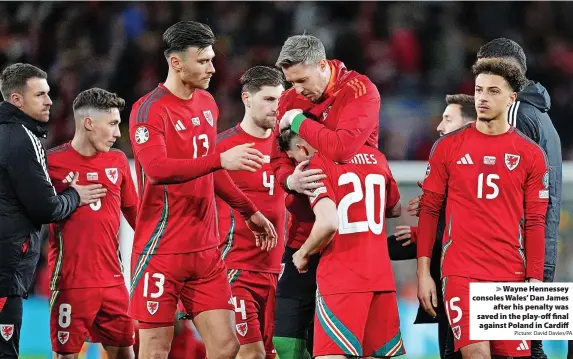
left=337, top=173, right=386, bottom=235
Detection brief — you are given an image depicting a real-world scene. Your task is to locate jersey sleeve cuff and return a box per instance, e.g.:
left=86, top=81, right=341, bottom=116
left=290, top=114, right=307, bottom=134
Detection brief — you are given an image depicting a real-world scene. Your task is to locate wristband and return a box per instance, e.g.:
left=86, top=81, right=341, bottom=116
left=290, top=113, right=307, bottom=134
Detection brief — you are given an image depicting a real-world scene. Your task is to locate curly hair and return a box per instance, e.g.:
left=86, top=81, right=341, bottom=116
left=471, top=59, right=526, bottom=92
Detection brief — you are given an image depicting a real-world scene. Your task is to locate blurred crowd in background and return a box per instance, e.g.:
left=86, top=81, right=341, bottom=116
left=2, top=2, right=573, bottom=356
left=2, top=1, right=573, bottom=160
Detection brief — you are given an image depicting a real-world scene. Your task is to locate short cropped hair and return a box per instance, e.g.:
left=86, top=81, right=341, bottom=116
left=240, top=66, right=285, bottom=94
left=276, top=35, right=326, bottom=69
left=0, top=63, right=47, bottom=100
left=476, top=38, right=527, bottom=73
left=445, top=94, right=476, bottom=122
left=277, top=129, right=299, bottom=152
left=471, top=59, right=526, bottom=92
left=72, top=88, right=125, bottom=114
left=163, top=21, right=215, bottom=57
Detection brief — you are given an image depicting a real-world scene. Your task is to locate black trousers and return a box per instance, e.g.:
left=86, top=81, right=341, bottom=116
left=0, top=296, right=22, bottom=359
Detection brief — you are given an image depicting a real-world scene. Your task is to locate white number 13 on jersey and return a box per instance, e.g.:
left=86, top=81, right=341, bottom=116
left=193, top=134, right=209, bottom=159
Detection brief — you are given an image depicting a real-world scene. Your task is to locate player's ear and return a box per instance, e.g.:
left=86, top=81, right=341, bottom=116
left=318, top=59, right=328, bottom=72
left=241, top=92, right=250, bottom=108
left=507, top=92, right=517, bottom=107
left=9, top=92, right=24, bottom=108
left=170, top=55, right=182, bottom=72
left=84, top=117, right=94, bottom=131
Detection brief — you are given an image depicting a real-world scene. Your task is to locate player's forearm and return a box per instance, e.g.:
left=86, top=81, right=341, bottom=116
left=524, top=201, right=548, bottom=281
left=299, top=221, right=337, bottom=257
left=295, top=119, right=372, bottom=163
left=213, top=170, right=258, bottom=219
left=137, top=146, right=222, bottom=185
left=416, top=191, right=444, bottom=258
left=385, top=202, right=402, bottom=218
left=417, top=257, right=432, bottom=277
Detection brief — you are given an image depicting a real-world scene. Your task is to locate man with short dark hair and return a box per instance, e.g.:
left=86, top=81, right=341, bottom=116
left=477, top=38, right=562, bottom=359
left=0, top=63, right=107, bottom=358
left=128, top=21, right=277, bottom=359
left=216, top=66, right=286, bottom=359
left=47, top=88, right=137, bottom=359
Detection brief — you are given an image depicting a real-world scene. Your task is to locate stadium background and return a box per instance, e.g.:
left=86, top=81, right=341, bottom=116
left=1, top=1, right=571, bottom=358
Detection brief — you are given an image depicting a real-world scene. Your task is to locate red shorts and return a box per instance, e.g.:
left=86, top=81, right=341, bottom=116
left=443, top=276, right=531, bottom=356
left=228, top=269, right=277, bottom=359
left=314, top=291, right=405, bottom=357
left=49, top=284, right=134, bottom=353
left=129, top=248, right=233, bottom=325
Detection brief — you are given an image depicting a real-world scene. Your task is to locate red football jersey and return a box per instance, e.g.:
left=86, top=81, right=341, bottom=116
left=129, top=84, right=221, bottom=254
left=307, top=146, right=400, bottom=295
left=215, top=124, right=286, bottom=273
left=421, top=123, right=549, bottom=281
left=47, top=143, right=138, bottom=289
left=285, top=193, right=314, bottom=249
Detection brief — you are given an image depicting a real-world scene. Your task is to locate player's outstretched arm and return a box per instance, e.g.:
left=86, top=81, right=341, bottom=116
left=292, top=197, right=338, bottom=273
left=8, top=132, right=104, bottom=223
left=213, top=170, right=258, bottom=219
left=214, top=170, right=278, bottom=250
left=283, top=81, right=380, bottom=163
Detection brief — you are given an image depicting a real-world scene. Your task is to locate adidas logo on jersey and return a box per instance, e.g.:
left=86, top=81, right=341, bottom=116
left=62, top=171, right=75, bottom=184
left=516, top=340, right=529, bottom=351
left=175, top=120, right=186, bottom=131
left=456, top=154, right=474, bottom=165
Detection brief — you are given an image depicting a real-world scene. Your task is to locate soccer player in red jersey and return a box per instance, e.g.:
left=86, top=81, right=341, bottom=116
left=128, top=21, right=277, bottom=359
left=417, top=59, right=549, bottom=358
left=278, top=129, right=405, bottom=358
left=47, top=88, right=137, bottom=359
left=216, top=66, right=286, bottom=359
left=271, top=34, right=380, bottom=358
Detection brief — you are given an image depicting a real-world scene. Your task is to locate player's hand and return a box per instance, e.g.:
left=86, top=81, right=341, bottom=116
left=407, top=195, right=421, bottom=216
left=417, top=272, right=438, bottom=318
left=394, top=225, right=413, bottom=246
left=292, top=249, right=309, bottom=273
left=287, top=160, right=327, bottom=196
left=245, top=211, right=278, bottom=251
left=70, top=172, right=107, bottom=206
left=221, top=143, right=265, bottom=173
left=279, top=109, right=303, bottom=131
left=527, top=278, right=542, bottom=283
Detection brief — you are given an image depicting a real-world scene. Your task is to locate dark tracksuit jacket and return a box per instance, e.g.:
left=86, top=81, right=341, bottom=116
left=0, top=101, right=80, bottom=298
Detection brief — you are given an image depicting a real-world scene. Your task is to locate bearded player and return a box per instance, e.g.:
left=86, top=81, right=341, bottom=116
left=271, top=34, right=380, bottom=357
left=278, top=129, right=405, bottom=358
left=216, top=66, right=286, bottom=359
left=417, top=59, right=549, bottom=358
left=128, top=21, right=277, bottom=359
left=47, top=88, right=137, bottom=359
